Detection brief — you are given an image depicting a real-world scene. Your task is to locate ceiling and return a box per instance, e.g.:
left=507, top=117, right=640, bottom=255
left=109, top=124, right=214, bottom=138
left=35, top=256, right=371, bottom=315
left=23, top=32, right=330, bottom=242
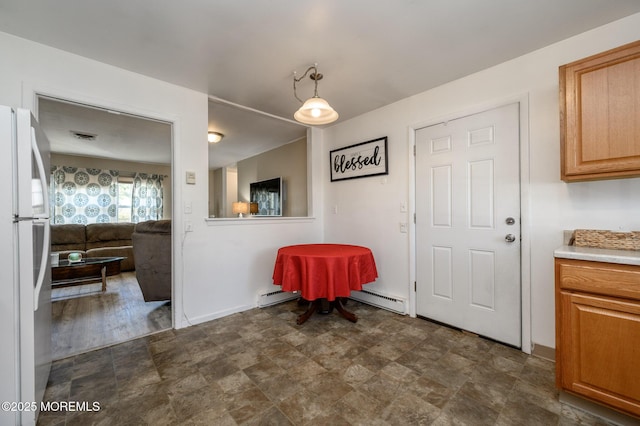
left=38, top=95, right=306, bottom=169
left=3, top=1, right=640, bottom=167
left=38, top=97, right=173, bottom=165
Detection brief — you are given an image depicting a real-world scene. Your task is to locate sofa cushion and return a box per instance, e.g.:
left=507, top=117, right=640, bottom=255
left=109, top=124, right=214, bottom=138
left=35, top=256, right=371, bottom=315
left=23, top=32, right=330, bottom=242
left=50, top=224, right=86, bottom=252
left=85, top=223, right=135, bottom=250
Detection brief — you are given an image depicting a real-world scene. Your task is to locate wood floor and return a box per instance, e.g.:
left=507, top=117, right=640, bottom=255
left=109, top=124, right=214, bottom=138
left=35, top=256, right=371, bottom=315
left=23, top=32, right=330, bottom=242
left=51, top=271, right=172, bottom=360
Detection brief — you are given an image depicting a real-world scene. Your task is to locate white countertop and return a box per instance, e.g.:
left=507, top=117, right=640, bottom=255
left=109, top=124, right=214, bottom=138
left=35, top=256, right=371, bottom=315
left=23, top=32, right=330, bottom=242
left=554, top=245, right=640, bottom=266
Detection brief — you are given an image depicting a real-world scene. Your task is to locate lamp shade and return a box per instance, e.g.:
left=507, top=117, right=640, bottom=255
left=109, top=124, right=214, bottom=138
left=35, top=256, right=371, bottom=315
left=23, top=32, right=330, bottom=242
left=232, top=202, right=249, bottom=216
left=294, top=97, right=339, bottom=125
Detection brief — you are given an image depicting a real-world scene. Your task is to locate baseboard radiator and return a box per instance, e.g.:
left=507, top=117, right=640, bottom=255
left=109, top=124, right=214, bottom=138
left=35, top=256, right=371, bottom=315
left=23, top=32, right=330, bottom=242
left=257, top=288, right=407, bottom=315
left=349, top=289, right=407, bottom=315
left=257, top=290, right=299, bottom=308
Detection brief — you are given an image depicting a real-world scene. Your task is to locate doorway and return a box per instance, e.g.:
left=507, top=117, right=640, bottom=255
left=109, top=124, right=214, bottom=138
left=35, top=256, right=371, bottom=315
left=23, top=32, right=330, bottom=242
left=37, top=96, right=173, bottom=359
left=415, top=102, right=522, bottom=347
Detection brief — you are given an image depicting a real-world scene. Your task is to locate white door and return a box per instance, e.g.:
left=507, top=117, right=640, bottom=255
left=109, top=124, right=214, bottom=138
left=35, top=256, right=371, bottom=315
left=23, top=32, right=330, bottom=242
left=415, top=103, right=521, bottom=347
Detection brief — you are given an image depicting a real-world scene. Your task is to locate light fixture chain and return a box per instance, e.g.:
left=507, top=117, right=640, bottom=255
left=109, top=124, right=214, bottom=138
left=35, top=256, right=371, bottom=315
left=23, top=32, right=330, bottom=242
left=293, top=65, right=318, bottom=103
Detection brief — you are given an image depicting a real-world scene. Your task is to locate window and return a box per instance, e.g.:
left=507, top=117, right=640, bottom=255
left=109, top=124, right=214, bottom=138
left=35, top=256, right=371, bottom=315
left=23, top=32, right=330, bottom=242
left=51, top=166, right=164, bottom=224
left=117, top=178, right=134, bottom=222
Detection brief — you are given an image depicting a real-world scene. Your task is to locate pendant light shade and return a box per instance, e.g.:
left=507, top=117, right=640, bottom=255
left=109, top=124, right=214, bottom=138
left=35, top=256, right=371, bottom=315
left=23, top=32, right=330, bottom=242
left=294, top=96, right=339, bottom=125
left=292, top=64, right=339, bottom=126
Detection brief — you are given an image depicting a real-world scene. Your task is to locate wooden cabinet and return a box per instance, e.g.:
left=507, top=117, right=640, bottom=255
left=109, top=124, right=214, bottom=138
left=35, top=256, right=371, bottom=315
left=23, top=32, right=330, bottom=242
left=555, top=258, right=640, bottom=417
left=560, top=40, right=640, bottom=182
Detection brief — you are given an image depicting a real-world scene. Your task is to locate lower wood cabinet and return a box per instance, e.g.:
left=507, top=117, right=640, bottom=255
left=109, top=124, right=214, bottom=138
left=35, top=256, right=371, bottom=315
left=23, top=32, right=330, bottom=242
left=555, top=258, right=640, bottom=418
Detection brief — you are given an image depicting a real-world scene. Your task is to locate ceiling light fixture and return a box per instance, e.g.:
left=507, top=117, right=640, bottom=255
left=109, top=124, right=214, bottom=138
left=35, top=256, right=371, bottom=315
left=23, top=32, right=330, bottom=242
left=292, top=63, right=338, bottom=125
left=208, top=131, right=224, bottom=143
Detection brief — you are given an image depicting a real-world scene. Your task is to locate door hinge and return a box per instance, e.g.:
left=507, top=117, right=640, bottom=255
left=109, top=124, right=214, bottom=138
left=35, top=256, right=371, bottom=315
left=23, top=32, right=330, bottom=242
left=413, top=145, right=416, bottom=156
left=414, top=281, right=417, bottom=292
left=413, top=213, right=416, bottom=224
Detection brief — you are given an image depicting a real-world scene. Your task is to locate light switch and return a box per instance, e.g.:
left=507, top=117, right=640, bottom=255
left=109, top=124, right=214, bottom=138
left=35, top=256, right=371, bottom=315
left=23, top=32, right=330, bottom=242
left=400, top=222, right=408, bottom=233
left=185, top=171, right=196, bottom=185
left=400, top=201, right=407, bottom=213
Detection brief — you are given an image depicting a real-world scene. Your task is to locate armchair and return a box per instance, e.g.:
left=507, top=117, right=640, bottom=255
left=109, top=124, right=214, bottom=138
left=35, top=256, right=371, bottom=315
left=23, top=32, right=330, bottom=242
left=132, top=220, right=172, bottom=302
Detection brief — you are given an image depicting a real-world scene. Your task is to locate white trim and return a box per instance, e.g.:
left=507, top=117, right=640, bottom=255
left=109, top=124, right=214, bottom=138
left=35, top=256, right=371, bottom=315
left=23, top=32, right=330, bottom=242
left=21, top=81, right=182, bottom=333
left=408, top=93, right=532, bottom=354
left=205, top=216, right=316, bottom=226
left=208, top=95, right=304, bottom=127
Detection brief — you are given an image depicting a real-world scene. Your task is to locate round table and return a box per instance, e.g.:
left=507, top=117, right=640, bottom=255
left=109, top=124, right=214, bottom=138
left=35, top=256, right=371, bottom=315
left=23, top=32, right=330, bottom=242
left=272, top=244, right=378, bottom=324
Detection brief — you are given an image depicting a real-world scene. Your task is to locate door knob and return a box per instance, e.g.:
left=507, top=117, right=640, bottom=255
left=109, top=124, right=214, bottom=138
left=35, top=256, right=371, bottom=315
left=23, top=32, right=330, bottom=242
left=505, top=217, right=515, bottom=225
left=505, top=234, right=516, bottom=243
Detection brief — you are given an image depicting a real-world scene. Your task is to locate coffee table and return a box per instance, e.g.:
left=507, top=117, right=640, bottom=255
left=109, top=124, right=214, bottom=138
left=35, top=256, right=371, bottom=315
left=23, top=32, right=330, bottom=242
left=52, top=256, right=125, bottom=292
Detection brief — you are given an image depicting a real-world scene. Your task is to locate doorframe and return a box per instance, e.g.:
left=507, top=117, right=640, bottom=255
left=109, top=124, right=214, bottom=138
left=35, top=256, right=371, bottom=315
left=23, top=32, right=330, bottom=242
left=408, top=94, right=532, bottom=354
left=21, top=81, right=180, bottom=332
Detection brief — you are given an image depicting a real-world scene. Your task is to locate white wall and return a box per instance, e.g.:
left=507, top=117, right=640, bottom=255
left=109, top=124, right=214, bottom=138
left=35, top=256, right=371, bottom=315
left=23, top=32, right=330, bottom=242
left=323, top=13, right=640, bottom=349
left=0, top=31, right=323, bottom=330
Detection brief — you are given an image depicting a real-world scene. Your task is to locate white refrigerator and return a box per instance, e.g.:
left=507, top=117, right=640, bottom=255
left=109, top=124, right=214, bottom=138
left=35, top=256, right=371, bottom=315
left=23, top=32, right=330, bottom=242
left=0, top=105, right=52, bottom=426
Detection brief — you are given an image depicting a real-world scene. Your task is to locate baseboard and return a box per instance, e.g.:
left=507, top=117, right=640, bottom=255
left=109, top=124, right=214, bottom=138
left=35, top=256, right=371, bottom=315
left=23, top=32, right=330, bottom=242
left=531, top=343, right=555, bottom=361
left=179, top=304, right=253, bottom=328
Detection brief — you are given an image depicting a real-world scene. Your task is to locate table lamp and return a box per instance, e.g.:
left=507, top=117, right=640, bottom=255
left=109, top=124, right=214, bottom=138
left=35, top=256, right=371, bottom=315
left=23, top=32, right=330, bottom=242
left=232, top=202, right=249, bottom=218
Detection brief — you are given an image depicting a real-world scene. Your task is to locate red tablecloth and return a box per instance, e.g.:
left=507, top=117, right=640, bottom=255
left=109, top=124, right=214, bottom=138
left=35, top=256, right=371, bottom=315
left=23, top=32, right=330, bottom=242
left=272, top=244, right=378, bottom=301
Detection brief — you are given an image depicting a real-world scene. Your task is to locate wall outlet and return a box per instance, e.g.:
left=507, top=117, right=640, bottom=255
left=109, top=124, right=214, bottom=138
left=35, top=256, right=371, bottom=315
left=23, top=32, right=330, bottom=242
left=400, top=222, right=408, bottom=233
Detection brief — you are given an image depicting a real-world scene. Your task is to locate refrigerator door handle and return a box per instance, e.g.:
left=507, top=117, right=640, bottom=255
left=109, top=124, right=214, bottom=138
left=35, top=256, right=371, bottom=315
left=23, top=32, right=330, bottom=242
left=31, top=127, right=50, bottom=219
left=33, top=218, right=50, bottom=311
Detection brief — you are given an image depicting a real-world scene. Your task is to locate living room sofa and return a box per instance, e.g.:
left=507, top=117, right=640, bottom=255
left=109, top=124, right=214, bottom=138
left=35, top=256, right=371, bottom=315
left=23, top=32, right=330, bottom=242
left=50, top=222, right=136, bottom=271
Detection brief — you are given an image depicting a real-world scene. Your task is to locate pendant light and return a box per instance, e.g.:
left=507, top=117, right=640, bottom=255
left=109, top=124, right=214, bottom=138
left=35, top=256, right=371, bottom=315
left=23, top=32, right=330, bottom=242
left=292, top=64, right=339, bottom=125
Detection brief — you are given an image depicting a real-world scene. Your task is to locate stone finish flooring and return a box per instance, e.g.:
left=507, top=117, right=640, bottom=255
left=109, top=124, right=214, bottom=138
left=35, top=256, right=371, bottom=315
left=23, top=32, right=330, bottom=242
left=38, top=300, right=619, bottom=425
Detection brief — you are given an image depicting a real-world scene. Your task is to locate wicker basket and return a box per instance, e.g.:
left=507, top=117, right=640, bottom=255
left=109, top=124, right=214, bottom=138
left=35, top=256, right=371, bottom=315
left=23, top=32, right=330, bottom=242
left=572, top=229, right=640, bottom=251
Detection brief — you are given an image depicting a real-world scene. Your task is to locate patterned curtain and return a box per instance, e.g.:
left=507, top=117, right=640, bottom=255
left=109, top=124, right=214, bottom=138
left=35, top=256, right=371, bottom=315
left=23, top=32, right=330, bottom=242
left=51, top=166, right=119, bottom=224
left=131, top=173, right=163, bottom=222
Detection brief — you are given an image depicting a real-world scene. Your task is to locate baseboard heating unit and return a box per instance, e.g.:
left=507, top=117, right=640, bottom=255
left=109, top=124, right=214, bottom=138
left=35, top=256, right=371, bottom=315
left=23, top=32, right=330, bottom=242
left=257, top=290, right=299, bottom=308
left=257, top=288, right=407, bottom=314
left=349, top=289, right=407, bottom=315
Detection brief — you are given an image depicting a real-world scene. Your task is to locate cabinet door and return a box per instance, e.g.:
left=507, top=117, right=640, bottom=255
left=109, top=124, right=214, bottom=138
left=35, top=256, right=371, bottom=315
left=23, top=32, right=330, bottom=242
left=560, top=40, right=640, bottom=181
left=558, top=291, right=640, bottom=416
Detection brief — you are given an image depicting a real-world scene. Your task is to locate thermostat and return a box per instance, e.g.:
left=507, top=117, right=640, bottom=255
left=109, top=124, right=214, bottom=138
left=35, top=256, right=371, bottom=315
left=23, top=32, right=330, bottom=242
left=185, top=171, right=196, bottom=184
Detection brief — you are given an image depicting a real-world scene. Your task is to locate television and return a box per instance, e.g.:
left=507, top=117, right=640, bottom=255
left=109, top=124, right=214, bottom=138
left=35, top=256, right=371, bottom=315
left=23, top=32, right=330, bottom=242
left=250, top=177, right=283, bottom=216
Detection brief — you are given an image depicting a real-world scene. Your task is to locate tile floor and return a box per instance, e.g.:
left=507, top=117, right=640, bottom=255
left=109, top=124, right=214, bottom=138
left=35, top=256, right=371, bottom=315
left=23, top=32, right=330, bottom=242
left=38, top=300, right=619, bottom=425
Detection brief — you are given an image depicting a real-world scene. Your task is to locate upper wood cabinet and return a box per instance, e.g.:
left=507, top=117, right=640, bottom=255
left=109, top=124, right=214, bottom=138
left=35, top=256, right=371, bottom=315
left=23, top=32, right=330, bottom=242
left=560, top=40, right=640, bottom=182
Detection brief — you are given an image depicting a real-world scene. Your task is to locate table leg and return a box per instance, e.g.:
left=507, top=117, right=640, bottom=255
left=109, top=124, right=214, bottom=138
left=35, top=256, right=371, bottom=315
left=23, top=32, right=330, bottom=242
left=334, top=298, right=358, bottom=323
left=296, top=300, right=318, bottom=325
left=101, top=265, right=107, bottom=292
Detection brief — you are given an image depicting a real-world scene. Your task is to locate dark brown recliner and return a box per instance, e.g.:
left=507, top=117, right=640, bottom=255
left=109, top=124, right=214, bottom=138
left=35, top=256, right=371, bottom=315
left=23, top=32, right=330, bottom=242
left=132, top=220, right=172, bottom=302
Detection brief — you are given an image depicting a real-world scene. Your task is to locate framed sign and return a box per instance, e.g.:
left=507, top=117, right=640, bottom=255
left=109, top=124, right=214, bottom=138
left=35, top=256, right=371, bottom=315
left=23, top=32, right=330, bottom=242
left=330, top=136, right=388, bottom=182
